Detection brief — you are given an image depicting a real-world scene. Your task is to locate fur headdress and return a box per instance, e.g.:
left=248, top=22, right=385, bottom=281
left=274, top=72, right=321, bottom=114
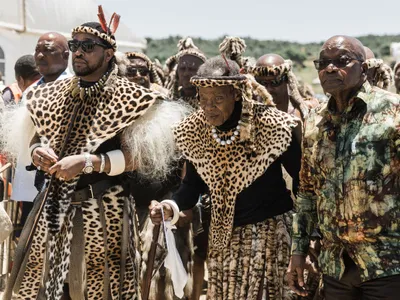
left=72, top=5, right=120, bottom=51
left=366, top=58, right=394, bottom=90
left=245, top=59, right=309, bottom=119
left=191, top=38, right=277, bottom=155
left=125, top=52, right=163, bottom=86
left=165, top=37, right=207, bottom=97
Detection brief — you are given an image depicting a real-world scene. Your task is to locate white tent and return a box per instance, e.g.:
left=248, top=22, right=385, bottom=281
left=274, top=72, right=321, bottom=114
left=0, top=0, right=147, bottom=84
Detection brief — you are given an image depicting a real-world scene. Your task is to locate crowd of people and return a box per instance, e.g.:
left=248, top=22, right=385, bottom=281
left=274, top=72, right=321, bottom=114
left=0, top=5, right=399, bottom=300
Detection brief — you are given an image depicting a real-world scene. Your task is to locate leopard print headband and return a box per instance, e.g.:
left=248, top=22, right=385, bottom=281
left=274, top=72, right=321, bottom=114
left=244, top=60, right=292, bottom=77
left=366, top=58, right=383, bottom=69
left=177, top=49, right=207, bottom=63
left=72, top=26, right=117, bottom=51
left=190, top=75, right=247, bottom=89
left=126, top=52, right=152, bottom=67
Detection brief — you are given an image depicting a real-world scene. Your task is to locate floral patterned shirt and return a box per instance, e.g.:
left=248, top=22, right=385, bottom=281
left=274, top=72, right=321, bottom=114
left=291, top=81, right=400, bottom=281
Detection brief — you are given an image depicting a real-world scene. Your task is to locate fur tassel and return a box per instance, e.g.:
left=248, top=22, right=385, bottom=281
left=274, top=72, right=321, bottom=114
left=97, top=5, right=108, bottom=33
left=121, top=99, right=192, bottom=180
left=219, top=36, right=247, bottom=67
left=177, top=37, right=198, bottom=51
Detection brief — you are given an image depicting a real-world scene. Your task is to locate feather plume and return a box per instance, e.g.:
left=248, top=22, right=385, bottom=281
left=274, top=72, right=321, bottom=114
left=97, top=5, right=108, bottom=33
left=110, top=13, right=120, bottom=34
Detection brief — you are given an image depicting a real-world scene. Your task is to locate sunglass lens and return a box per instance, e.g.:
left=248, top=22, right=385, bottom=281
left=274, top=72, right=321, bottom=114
left=68, top=41, right=79, bottom=52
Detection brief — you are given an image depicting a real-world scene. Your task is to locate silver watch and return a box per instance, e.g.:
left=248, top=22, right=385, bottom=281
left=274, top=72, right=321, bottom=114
left=83, top=153, right=94, bottom=174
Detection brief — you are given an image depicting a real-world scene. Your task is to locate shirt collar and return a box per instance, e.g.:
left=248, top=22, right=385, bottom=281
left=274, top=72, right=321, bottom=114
left=37, top=69, right=72, bottom=85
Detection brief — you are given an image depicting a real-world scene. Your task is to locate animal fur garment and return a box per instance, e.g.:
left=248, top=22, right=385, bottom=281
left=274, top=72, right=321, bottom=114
left=207, top=215, right=297, bottom=300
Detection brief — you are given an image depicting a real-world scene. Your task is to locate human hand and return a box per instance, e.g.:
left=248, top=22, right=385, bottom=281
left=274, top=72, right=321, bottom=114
left=32, top=147, right=58, bottom=173
left=149, top=200, right=173, bottom=225
left=48, top=155, right=85, bottom=181
left=286, top=254, right=308, bottom=296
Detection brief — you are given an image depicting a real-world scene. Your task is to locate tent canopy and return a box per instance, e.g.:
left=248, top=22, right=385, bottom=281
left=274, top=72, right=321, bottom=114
left=0, top=0, right=146, bottom=49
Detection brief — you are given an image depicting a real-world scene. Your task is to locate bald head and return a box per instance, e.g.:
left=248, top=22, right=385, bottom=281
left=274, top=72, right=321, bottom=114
left=35, top=32, right=69, bottom=82
left=256, top=54, right=285, bottom=67
left=318, top=35, right=367, bottom=97
left=321, top=35, right=366, bottom=61
left=38, top=32, right=68, bottom=52
left=364, top=46, right=375, bottom=60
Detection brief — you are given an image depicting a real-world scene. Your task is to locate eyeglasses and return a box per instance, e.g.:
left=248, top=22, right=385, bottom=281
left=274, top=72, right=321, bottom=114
left=313, top=57, right=364, bottom=70
left=68, top=40, right=109, bottom=53
left=256, top=74, right=288, bottom=87
left=126, top=67, right=150, bottom=77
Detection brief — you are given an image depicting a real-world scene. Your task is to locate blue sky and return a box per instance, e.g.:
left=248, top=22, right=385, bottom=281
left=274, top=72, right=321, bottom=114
left=99, top=0, right=400, bottom=42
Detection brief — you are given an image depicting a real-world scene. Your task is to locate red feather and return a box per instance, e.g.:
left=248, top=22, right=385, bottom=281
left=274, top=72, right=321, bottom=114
left=110, top=14, right=120, bottom=35
left=97, top=5, right=108, bottom=33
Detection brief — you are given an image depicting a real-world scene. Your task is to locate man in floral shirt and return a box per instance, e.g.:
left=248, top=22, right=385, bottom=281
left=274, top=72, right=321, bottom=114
left=287, top=35, right=400, bottom=299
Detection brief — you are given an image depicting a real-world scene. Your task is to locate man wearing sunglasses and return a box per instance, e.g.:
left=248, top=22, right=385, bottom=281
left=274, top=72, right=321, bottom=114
left=249, top=54, right=315, bottom=122
left=4, top=8, right=190, bottom=299
left=287, top=35, right=400, bottom=299
left=125, top=52, right=169, bottom=95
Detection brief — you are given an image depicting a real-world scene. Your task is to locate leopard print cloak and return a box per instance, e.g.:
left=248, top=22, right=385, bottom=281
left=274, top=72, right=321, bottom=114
left=9, top=65, right=161, bottom=299
left=174, top=102, right=298, bottom=252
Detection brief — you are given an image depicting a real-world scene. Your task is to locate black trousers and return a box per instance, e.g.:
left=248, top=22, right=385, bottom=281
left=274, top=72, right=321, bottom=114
left=324, top=251, right=400, bottom=300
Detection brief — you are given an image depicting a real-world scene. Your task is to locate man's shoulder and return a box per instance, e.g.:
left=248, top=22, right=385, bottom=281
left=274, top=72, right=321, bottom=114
left=367, top=87, right=400, bottom=112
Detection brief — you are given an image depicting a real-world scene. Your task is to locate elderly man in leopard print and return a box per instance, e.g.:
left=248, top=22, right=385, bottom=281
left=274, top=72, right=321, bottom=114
left=2, top=6, right=190, bottom=300
left=150, top=47, right=302, bottom=299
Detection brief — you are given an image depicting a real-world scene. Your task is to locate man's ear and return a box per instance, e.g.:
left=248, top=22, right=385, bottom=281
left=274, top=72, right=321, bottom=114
left=361, top=61, right=368, bottom=75
left=63, top=50, right=69, bottom=60
left=105, top=49, right=114, bottom=63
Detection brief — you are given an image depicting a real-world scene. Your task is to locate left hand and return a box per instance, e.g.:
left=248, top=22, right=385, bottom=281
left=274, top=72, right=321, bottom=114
left=48, top=155, right=85, bottom=181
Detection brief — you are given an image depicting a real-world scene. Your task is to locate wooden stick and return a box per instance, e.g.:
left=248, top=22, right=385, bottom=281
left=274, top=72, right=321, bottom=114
left=141, top=224, right=161, bottom=300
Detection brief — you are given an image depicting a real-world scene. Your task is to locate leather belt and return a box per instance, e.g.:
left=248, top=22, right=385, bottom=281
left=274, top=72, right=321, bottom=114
left=72, top=180, right=114, bottom=205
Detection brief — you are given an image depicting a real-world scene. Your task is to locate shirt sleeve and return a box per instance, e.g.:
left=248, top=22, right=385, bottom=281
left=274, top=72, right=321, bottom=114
left=281, top=128, right=302, bottom=196
left=291, top=124, right=319, bottom=256
left=172, top=160, right=207, bottom=211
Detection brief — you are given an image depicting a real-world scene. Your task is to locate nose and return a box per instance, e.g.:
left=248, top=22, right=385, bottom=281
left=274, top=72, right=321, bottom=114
left=326, top=63, right=338, bottom=73
left=36, top=52, right=44, bottom=59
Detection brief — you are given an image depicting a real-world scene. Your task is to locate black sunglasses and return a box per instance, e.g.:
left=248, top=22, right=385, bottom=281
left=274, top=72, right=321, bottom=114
left=68, top=39, right=109, bottom=53
left=257, top=74, right=288, bottom=87
left=313, top=58, right=364, bottom=70
left=126, top=67, right=150, bottom=77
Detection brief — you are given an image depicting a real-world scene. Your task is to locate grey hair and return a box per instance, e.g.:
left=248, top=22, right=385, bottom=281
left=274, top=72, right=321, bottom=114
left=197, top=56, right=240, bottom=77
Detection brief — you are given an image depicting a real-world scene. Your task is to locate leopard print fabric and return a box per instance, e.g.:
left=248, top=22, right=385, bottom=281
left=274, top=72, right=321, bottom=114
left=72, top=26, right=117, bottom=50
left=174, top=103, right=298, bottom=251
left=244, top=60, right=292, bottom=77
left=15, top=186, right=140, bottom=299
left=23, top=64, right=160, bottom=298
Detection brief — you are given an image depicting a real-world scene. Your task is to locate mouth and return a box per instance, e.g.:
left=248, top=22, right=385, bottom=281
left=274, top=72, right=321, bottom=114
left=73, top=59, right=87, bottom=65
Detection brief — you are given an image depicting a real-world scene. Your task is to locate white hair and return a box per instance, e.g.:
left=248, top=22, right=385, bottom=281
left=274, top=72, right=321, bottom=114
left=0, top=103, right=35, bottom=161
left=121, top=99, right=193, bottom=180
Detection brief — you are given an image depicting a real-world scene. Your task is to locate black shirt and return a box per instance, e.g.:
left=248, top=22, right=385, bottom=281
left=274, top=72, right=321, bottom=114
left=173, top=102, right=301, bottom=227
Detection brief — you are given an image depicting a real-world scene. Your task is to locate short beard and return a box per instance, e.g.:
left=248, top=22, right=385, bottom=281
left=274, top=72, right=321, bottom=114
left=73, top=53, right=105, bottom=77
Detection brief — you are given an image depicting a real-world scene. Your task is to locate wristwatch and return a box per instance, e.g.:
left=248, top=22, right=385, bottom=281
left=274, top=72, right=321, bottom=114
left=83, top=153, right=94, bottom=174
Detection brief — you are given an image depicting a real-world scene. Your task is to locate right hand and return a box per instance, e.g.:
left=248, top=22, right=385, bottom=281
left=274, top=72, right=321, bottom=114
left=149, top=200, right=173, bottom=225
left=286, top=254, right=308, bottom=297
left=32, top=147, right=58, bottom=173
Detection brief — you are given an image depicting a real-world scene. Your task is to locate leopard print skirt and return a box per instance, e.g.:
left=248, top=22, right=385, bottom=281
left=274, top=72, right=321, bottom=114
left=8, top=185, right=141, bottom=300
left=207, top=214, right=297, bottom=300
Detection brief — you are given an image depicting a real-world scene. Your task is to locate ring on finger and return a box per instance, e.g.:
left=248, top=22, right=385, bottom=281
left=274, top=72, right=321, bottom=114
left=37, top=165, right=41, bottom=171
left=40, top=156, right=43, bottom=162
left=59, top=177, right=65, bottom=181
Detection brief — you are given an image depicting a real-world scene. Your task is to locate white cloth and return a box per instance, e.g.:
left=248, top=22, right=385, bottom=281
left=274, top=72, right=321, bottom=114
left=0, top=202, right=13, bottom=243
left=163, top=220, right=188, bottom=298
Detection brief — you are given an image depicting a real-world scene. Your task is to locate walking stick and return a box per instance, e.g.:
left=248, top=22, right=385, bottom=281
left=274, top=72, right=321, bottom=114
left=4, top=103, right=81, bottom=300
left=141, top=224, right=161, bottom=300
